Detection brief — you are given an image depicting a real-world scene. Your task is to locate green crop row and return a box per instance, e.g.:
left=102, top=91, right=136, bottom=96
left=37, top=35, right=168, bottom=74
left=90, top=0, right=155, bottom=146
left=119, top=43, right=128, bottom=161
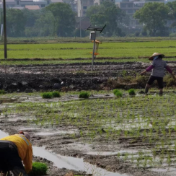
left=0, top=40, right=175, bottom=60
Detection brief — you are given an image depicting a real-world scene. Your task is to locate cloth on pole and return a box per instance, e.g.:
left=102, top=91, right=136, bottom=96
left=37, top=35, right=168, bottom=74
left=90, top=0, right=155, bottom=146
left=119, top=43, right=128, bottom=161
left=1, top=24, right=3, bottom=36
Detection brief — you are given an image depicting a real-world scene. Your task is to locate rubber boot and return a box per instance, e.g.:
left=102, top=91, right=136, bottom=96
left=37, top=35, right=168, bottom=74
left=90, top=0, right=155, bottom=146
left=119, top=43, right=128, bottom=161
left=159, top=90, right=163, bottom=96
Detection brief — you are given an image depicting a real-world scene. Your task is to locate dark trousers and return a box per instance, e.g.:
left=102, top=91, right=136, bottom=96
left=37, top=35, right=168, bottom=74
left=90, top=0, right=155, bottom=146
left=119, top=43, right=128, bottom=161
left=0, top=141, right=28, bottom=176
left=147, top=76, right=163, bottom=89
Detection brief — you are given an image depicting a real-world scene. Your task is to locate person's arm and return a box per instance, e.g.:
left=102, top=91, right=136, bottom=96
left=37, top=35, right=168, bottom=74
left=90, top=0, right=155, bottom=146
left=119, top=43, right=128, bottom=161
left=23, top=145, right=33, bottom=173
left=166, top=65, right=176, bottom=80
left=141, top=65, right=154, bottom=75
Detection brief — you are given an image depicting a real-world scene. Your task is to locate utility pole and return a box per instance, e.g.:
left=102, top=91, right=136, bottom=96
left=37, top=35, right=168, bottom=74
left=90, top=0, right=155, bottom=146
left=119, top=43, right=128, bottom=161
left=91, top=31, right=96, bottom=71
left=80, top=0, right=82, bottom=37
left=3, top=0, right=7, bottom=59
left=1, top=12, right=3, bottom=40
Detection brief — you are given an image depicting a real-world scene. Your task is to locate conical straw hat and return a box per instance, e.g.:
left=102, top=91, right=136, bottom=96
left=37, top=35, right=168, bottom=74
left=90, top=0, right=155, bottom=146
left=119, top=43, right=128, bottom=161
left=149, top=52, right=165, bottom=60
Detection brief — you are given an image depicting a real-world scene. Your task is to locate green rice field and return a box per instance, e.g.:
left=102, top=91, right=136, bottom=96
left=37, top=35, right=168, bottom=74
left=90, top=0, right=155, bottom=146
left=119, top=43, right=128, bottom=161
left=0, top=39, right=176, bottom=60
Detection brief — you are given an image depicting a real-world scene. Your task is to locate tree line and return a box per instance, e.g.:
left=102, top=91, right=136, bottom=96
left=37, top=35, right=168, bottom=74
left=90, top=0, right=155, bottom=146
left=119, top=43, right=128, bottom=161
left=2, top=1, right=176, bottom=37
left=5, top=3, right=76, bottom=37
left=134, top=1, right=176, bottom=36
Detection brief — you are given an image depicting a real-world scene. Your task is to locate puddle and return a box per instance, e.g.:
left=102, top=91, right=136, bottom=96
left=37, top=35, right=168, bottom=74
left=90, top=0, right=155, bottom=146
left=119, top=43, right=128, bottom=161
left=117, top=149, right=141, bottom=154
left=104, top=118, right=154, bottom=131
left=6, top=115, right=36, bottom=122
left=18, top=94, right=115, bottom=104
left=168, top=121, right=176, bottom=126
left=35, top=130, right=77, bottom=136
left=7, top=117, right=28, bottom=121
left=19, top=127, right=40, bottom=131
left=0, top=130, right=128, bottom=176
left=150, top=167, right=176, bottom=175
left=87, top=151, right=119, bottom=155
left=0, top=130, right=9, bottom=138
left=106, top=122, right=150, bottom=131
left=33, top=146, right=128, bottom=176
left=66, top=143, right=92, bottom=153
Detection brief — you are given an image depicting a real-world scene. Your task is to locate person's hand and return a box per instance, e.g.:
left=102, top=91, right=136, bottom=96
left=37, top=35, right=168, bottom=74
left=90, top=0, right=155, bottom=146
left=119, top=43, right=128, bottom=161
left=141, top=70, right=147, bottom=75
left=174, top=76, right=176, bottom=81
left=172, top=74, right=176, bottom=81
left=65, top=172, right=74, bottom=176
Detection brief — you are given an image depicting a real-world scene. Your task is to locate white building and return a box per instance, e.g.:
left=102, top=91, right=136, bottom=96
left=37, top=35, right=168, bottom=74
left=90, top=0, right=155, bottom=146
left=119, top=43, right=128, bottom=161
left=94, top=0, right=115, bottom=5
left=77, top=0, right=94, bottom=17
left=0, top=0, right=77, bottom=11
left=77, top=0, right=115, bottom=17
left=0, top=0, right=116, bottom=13
left=118, top=0, right=164, bottom=16
left=117, top=0, right=145, bottom=15
left=0, top=0, right=48, bottom=9
left=50, top=0, right=77, bottom=12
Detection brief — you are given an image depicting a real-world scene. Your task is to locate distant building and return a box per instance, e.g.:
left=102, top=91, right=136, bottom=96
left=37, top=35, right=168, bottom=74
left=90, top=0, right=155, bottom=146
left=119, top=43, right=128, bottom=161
left=165, top=0, right=175, bottom=2
left=49, top=0, right=63, bottom=3
left=118, top=0, right=164, bottom=16
left=0, top=0, right=117, bottom=15
left=117, top=0, right=164, bottom=29
left=0, top=0, right=48, bottom=9
left=77, top=0, right=94, bottom=17
left=0, top=0, right=77, bottom=11
left=77, top=0, right=115, bottom=17
left=50, top=0, right=77, bottom=12
left=25, top=5, right=40, bottom=9
left=5, top=0, right=16, bottom=8
left=63, top=0, right=77, bottom=12
left=94, top=0, right=115, bottom=5
left=117, top=0, right=145, bottom=15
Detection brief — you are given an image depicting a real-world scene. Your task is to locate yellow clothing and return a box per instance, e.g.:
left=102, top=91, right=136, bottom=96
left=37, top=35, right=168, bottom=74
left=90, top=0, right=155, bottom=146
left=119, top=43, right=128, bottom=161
left=1, top=134, right=33, bottom=173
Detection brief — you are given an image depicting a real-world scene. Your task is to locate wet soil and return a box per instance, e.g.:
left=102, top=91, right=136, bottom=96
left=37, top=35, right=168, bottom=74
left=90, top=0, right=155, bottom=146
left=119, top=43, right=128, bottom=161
left=0, top=60, right=175, bottom=175
left=0, top=61, right=176, bottom=92
left=33, top=156, right=88, bottom=176
left=0, top=122, right=168, bottom=176
left=0, top=96, right=172, bottom=176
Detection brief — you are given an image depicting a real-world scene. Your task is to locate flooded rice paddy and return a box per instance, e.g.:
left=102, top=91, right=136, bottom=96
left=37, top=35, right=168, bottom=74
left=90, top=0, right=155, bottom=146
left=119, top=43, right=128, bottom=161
left=0, top=91, right=175, bottom=176
left=0, top=129, right=128, bottom=176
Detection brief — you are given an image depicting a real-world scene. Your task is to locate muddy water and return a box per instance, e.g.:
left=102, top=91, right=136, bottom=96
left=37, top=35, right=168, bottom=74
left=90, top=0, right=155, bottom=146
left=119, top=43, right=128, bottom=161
left=0, top=130, right=129, bottom=176
left=35, top=130, right=77, bottom=136
left=87, top=151, right=119, bottom=155
left=33, top=147, right=129, bottom=176
left=150, top=168, right=176, bottom=176
left=86, top=149, right=145, bottom=156
left=0, top=130, right=9, bottom=138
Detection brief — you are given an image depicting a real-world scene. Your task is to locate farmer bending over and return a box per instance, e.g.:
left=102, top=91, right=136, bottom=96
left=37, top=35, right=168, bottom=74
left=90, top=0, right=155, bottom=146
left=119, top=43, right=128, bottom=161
left=141, top=53, right=175, bottom=95
left=0, top=131, right=32, bottom=176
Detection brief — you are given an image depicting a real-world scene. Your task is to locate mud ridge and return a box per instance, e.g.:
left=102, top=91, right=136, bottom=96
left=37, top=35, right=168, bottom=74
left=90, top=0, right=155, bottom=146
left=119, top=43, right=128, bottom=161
left=0, top=62, right=175, bottom=92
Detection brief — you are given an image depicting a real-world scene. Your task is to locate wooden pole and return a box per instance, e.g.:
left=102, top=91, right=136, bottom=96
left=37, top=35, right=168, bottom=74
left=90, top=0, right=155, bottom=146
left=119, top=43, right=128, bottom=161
left=3, top=0, right=7, bottom=59
left=91, top=32, right=96, bottom=71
